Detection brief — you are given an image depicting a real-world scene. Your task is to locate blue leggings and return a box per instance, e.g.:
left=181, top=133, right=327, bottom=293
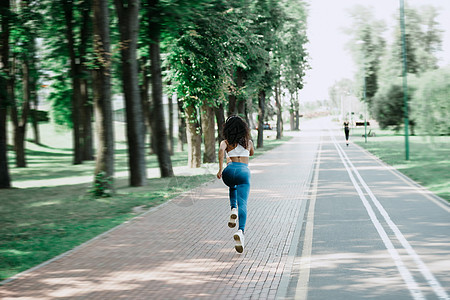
left=222, top=162, right=250, bottom=232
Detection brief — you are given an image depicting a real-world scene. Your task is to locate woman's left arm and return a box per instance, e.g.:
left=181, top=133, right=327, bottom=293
left=217, top=140, right=227, bottom=179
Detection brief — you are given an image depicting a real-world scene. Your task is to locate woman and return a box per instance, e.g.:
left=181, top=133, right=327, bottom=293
left=343, top=121, right=350, bottom=146
left=217, top=115, right=255, bottom=253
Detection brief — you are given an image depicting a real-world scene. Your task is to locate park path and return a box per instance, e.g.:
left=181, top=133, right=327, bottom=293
left=1, top=118, right=449, bottom=299
left=0, top=121, right=321, bottom=299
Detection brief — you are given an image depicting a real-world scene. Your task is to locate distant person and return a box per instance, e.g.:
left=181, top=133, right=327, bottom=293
left=343, top=121, right=350, bottom=146
left=217, top=115, right=255, bottom=253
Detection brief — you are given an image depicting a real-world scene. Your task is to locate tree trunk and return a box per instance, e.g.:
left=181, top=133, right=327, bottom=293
left=115, top=0, right=147, bottom=186
left=295, top=92, right=300, bottom=130
left=0, top=0, right=11, bottom=188
left=177, top=97, right=186, bottom=152
left=140, top=59, right=156, bottom=155
left=214, top=102, right=225, bottom=144
left=80, top=1, right=93, bottom=161
left=228, top=93, right=237, bottom=117
left=276, top=80, right=282, bottom=140
left=148, top=0, right=174, bottom=177
left=201, top=104, right=216, bottom=163
left=92, top=0, right=114, bottom=192
left=9, top=55, right=27, bottom=167
left=168, top=93, right=174, bottom=155
left=30, top=39, right=40, bottom=145
left=185, top=104, right=201, bottom=168
left=63, top=0, right=83, bottom=165
left=247, top=96, right=255, bottom=130
left=15, top=58, right=31, bottom=167
left=81, top=78, right=94, bottom=160
left=31, top=107, right=39, bottom=144
left=257, top=89, right=265, bottom=148
left=236, top=68, right=245, bottom=117
left=290, top=110, right=295, bottom=131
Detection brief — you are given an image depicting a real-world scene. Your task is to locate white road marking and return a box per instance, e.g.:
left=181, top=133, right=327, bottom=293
left=332, top=133, right=449, bottom=300
left=330, top=132, right=426, bottom=300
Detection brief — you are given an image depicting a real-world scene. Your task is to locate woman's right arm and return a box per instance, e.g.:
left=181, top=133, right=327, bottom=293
left=249, top=140, right=255, bottom=156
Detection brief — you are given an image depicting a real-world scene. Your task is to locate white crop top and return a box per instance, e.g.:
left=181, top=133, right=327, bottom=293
left=226, top=144, right=250, bottom=157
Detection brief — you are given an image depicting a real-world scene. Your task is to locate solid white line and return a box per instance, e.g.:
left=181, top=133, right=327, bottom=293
left=295, top=139, right=323, bottom=300
left=330, top=133, right=425, bottom=300
left=352, top=142, right=450, bottom=213
left=336, top=140, right=450, bottom=300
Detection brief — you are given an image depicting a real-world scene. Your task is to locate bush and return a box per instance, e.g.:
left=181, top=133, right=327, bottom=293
left=373, top=83, right=405, bottom=130
left=411, top=67, right=450, bottom=135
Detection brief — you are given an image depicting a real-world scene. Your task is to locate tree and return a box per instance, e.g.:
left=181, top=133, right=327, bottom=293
left=382, top=4, right=442, bottom=81
left=92, top=0, right=114, bottom=195
left=372, top=4, right=443, bottom=129
left=79, top=0, right=94, bottom=161
left=345, top=5, right=386, bottom=109
left=146, top=0, right=174, bottom=176
left=114, top=0, right=147, bottom=186
left=8, top=0, right=42, bottom=168
left=251, top=0, right=280, bottom=148
left=411, top=67, right=450, bottom=135
left=62, top=0, right=83, bottom=165
left=41, top=0, right=94, bottom=164
left=167, top=0, right=241, bottom=166
left=0, top=0, right=12, bottom=188
left=373, top=83, right=405, bottom=130
left=281, top=0, right=309, bottom=131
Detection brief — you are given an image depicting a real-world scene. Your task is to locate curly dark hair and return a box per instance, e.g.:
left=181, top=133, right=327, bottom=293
left=222, top=115, right=250, bottom=149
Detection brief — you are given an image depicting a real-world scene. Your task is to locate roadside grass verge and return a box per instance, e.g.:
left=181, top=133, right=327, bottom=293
left=352, top=128, right=450, bottom=202
left=0, top=128, right=290, bottom=282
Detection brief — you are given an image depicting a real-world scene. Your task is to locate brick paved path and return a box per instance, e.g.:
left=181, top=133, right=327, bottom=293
left=0, top=130, right=321, bottom=299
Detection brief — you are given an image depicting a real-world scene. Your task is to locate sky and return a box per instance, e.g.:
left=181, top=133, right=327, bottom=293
left=299, top=0, right=450, bottom=102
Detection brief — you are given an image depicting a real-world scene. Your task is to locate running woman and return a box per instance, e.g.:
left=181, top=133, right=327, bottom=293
left=343, top=121, right=350, bottom=146
left=217, top=115, right=255, bottom=253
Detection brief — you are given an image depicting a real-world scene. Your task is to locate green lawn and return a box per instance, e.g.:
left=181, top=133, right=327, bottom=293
left=352, top=127, right=450, bottom=202
left=0, top=124, right=291, bottom=282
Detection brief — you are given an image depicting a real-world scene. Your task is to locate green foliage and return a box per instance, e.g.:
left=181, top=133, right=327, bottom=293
left=411, top=67, right=450, bottom=135
left=48, top=75, right=73, bottom=127
left=278, top=0, right=309, bottom=97
left=167, top=0, right=248, bottom=109
left=345, top=5, right=386, bottom=108
left=382, top=4, right=442, bottom=83
left=373, top=82, right=405, bottom=130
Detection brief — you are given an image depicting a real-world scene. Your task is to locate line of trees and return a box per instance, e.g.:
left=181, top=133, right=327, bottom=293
left=339, top=3, right=448, bottom=136
left=0, top=0, right=309, bottom=190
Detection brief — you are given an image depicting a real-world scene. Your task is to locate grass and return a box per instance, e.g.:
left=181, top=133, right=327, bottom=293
left=0, top=175, right=212, bottom=281
left=352, top=127, right=450, bottom=202
left=0, top=124, right=290, bottom=281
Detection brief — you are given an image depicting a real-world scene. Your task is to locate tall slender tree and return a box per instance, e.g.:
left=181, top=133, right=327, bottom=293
left=79, top=0, right=94, bottom=161
left=0, top=0, right=11, bottom=188
left=9, top=0, right=41, bottom=168
left=346, top=5, right=386, bottom=109
left=92, top=0, right=114, bottom=193
left=147, top=0, right=174, bottom=176
left=115, top=0, right=147, bottom=186
left=62, top=0, right=83, bottom=165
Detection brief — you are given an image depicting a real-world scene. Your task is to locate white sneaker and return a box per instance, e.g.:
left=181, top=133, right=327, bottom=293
left=234, top=230, right=245, bottom=253
left=228, top=208, right=238, bottom=228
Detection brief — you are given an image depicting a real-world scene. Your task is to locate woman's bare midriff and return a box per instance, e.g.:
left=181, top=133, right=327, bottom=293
left=227, top=157, right=249, bottom=164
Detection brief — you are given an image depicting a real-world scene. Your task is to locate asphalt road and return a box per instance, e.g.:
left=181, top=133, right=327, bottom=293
left=283, top=119, right=450, bottom=300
